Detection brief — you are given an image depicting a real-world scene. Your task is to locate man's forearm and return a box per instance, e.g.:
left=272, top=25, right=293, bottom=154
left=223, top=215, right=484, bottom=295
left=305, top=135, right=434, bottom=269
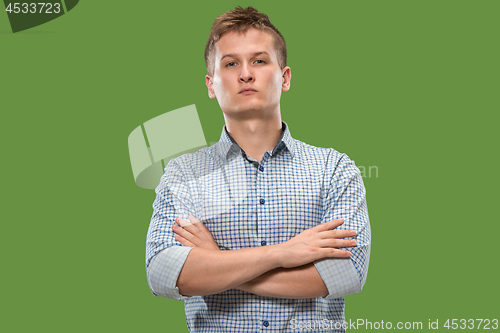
left=177, top=246, right=281, bottom=296
left=236, top=264, right=328, bottom=299
left=175, top=218, right=354, bottom=297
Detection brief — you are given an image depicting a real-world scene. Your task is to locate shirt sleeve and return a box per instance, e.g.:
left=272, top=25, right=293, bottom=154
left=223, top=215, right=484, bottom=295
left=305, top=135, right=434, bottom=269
left=145, top=159, right=197, bottom=301
left=313, top=152, right=371, bottom=299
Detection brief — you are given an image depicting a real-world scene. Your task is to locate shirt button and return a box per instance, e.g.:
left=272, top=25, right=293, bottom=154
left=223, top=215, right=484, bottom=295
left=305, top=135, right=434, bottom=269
left=259, top=165, right=264, bottom=172
left=261, top=240, right=267, bottom=246
left=263, top=321, right=269, bottom=327
left=260, top=198, right=265, bottom=204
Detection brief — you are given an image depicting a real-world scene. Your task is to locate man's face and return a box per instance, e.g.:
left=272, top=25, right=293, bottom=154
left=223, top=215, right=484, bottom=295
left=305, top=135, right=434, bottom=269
left=206, top=28, right=291, bottom=117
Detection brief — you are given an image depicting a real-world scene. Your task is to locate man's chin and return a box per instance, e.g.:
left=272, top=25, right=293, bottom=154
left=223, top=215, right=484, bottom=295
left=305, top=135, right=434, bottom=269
left=220, top=102, right=264, bottom=115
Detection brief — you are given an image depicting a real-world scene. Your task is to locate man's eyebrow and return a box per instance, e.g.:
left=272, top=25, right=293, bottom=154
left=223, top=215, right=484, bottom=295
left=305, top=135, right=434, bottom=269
left=220, top=52, right=270, bottom=61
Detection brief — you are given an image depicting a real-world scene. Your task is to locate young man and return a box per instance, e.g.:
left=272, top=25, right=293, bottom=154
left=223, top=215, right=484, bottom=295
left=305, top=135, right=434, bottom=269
left=146, top=7, right=370, bottom=332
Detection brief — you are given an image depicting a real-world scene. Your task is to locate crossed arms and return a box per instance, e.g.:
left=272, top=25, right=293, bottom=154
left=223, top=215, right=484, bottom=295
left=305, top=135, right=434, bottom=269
left=146, top=154, right=370, bottom=301
left=173, top=216, right=356, bottom=298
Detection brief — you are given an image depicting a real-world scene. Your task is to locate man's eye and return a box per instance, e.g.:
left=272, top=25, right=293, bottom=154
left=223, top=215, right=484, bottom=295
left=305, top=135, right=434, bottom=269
left=226, top=62, right=236, bottom=67
left=254, top=60, right=265, bottom=64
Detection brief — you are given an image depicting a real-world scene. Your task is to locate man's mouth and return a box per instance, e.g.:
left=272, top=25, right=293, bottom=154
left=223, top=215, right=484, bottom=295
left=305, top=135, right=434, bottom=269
left=239, top=88, right=257, bottom=94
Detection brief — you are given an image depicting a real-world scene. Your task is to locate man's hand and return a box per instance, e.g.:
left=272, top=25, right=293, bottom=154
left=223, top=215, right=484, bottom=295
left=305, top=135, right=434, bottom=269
left=172, top=215, right=221, bottom=251
left=274, top=218, right=356, bottom=268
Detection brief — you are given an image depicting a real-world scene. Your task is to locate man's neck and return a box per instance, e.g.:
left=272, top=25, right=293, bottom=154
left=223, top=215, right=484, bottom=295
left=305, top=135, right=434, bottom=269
left=225, top=115, right=283, bottom=162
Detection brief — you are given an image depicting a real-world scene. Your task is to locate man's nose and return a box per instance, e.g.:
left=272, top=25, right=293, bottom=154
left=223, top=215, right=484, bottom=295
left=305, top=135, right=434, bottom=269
left=239, top=63, right=254, bottom=82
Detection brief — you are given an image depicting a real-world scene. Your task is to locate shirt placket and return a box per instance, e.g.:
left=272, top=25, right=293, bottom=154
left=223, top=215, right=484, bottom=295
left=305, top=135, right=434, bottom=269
left=256, top=151, right=273, bottom=331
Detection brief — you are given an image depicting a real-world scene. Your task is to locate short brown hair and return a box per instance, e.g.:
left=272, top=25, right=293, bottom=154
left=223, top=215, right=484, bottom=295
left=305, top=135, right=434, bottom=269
left=204, top=6, right=287, bottom=76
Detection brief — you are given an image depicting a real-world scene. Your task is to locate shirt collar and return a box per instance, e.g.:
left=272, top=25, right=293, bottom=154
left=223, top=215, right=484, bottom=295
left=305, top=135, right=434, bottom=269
left=215, top=121, right=295, bottom=160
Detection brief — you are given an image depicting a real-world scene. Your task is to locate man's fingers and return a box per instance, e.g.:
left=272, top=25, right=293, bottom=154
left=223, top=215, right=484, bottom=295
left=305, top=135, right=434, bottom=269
left=320, top=229, right=357, bottom=240
left=177, top=218, right=204, bottom=235
left=314, top=218, right=345, bottom=232
left=175, top=216, right=219, bottom=249
left=177, top=218, right=192, bottom=228
left=319, top=238, right=357, bottom=248
left=327, top=248, right=351, bottom=258
left=187, top=215, right=217, bottom=240
left=178, top=216, right=208, bottom=228
left=173, top=223, right=198, bottom=242
left=187, top=216, right=209, bottom=232
left=188, top=215, right=202, bottom=224
left=174, top=234, right=196, bottom=248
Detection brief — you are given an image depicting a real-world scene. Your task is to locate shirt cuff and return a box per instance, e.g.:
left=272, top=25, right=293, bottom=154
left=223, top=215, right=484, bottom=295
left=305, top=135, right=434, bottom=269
left=314, top=258, right=361, bottom=299
left=146, top=245, right=193, bottom=300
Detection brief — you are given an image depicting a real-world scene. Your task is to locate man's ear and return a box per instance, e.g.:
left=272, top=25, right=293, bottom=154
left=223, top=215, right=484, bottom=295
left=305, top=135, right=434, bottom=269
left=281, top=66, right=291, bottom=92
left=205, top=75, right=216, bottom=99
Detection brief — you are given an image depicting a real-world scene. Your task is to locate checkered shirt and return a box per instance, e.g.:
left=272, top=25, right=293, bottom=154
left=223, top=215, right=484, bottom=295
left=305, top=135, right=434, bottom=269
left=146, top=123, right=371, bottom=332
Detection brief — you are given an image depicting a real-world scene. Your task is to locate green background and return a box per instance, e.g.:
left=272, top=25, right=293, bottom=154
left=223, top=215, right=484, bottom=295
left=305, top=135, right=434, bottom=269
left=1, top=0, right=498, bottom=332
